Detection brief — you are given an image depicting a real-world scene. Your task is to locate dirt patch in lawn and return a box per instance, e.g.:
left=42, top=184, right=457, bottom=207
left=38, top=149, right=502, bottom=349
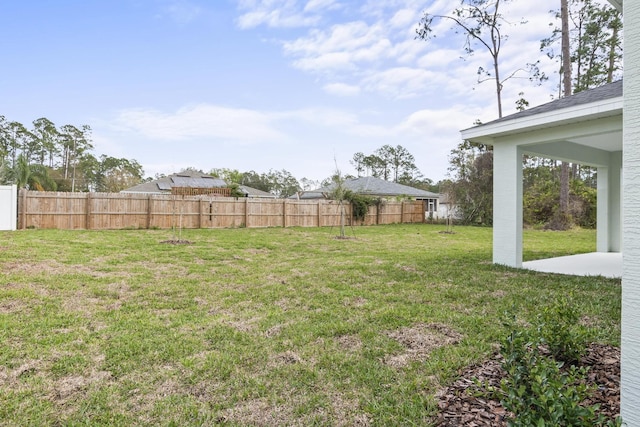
left=53, top=370, right=112, bottom=401
left=270, top=351, right=304, bottom=367
left=218, top=390, right=370, bottom=427
left=0, top=299, right=29, bottom=314
left=336, top=335, right=363, bottom=352
left=384, top=323, right=462, bottom=368
left=343, top=296, right=367, bottom=307
left=3, top=260, right=114, bottom=278
left=159, top=239, right=193, bottom=245
left=264, top=322, right=291, bottom=338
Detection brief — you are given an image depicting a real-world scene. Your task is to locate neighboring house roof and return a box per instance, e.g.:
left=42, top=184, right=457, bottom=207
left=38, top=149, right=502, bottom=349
left=121, top=172, right=275, bottom=198
left=122, top=172, right=226, bottom=194
left=238, top=185, right=276, bottom=198
left=293, top=177, right=439, bottom=200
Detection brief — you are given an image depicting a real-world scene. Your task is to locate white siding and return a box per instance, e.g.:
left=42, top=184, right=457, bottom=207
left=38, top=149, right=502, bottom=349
left=622, top=1, right=640, bottom=423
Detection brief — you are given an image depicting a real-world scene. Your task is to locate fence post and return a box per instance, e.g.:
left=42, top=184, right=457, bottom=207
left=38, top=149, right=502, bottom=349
left=401, top=201, right=405, bottom=223
left=283, top=200, right=287, bottom=228
left=85, top=192, right=92, bottom=229
left=198, top=198, right=203, bottom=229
left=317, top=200, right=321, bottom=227
left=146, top=195, right=152, bottom=229
left=245, top=198, right=249, bottom=228
left=21, top=189, right=27, bottom=229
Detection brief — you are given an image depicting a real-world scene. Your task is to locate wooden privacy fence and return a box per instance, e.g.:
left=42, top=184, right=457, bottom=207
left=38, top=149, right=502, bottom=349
left=17, top=190, right=425, bottom=230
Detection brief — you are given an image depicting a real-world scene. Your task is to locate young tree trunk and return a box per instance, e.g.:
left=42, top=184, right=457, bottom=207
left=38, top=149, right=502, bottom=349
left=559, top=162, right=570, bottom=214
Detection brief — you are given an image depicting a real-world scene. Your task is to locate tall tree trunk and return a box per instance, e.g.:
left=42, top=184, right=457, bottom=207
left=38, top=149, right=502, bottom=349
left=558, top=0, right=571, bottom=229
left=492, top=0, right=502, bottom=118
left=561, top=0, right=572, bottom=98
left=607, top=24, right=619, bottom=83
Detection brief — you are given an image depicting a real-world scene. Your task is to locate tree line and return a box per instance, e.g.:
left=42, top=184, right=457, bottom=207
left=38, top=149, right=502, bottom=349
left=0, top=116, right=144, bottom=192
left=2, top=0, right=620, bottom=230
left=199, top=144, right=437, bottom=199
left=419, top=0, right=622, bottom=228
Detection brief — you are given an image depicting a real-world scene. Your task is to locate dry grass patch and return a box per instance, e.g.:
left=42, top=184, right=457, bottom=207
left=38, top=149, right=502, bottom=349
left=264, top=322, right=290, bottom=338
left=0, top=299, right=29, bottom=314
left=384, top=323, right=463, bottom=368
left=336, top=334, right=363, bottom=352
left=270, top=351, right=305, bottom=367
left=219, top=389, right=370, bottom=427
left=2, top=260, right=113, bottom=278
left=343, top=296, right=367, bottom=307
left=53, top=370, right=112, bottom=401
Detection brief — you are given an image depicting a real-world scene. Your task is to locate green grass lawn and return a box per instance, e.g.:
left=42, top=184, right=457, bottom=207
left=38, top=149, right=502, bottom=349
left=0, top=225, right=620, bottom=426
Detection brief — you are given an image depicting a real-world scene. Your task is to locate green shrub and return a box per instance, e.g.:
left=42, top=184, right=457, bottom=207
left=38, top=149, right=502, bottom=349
left=537, top=296, right=589, bottom=364
left=343, top=191, right=383, bottom=222
left=500, top=325, right=602, bottom=427
left=498, top=300, right=620, bottom=427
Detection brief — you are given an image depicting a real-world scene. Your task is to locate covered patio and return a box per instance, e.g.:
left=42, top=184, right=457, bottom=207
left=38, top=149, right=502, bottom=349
left=523, top=252, right=622, bottom=278
left=461, top=81, right=623, bottom=277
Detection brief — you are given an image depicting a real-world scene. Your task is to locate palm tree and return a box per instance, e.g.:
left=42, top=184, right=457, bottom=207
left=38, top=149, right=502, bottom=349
left=8, top=154, right=57, bottom=191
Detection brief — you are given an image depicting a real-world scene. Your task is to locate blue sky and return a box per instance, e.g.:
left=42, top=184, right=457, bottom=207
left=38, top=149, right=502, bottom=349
left=0, top=0, right=586, bottom=184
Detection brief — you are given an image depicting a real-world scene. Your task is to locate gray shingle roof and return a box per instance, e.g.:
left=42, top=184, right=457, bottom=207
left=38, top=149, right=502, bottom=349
left=122, top=172, right=274, bottom=197
left=239, top=185, right=276, bottom=198
left=122, top=172, right=226, bottom=194
left=297, top=176, right=439, bottom=199
left=472, top=80, right=622, bottom=129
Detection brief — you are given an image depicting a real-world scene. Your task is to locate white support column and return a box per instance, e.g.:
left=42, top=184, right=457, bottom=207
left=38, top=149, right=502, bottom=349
left=597, top=152, right=621, bottom=253
left=609, top=152, right=622, bottom=252
left=597, top=164, right=610, bottom=252
left=622, top=1, right=640, bottom=423
left=492, top=142, right=523, bottom=267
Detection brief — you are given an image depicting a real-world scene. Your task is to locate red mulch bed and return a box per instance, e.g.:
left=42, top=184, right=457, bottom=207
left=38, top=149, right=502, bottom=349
left=434, top=343, right=620, bottom=426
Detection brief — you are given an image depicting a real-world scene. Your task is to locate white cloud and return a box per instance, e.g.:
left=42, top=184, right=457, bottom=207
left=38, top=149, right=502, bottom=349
left=159, top=0, right=202, bottom=24
left=389, top=8, right=419, bottom=29
left=112, top=104, right=285, bottom=143
left=362, top=67, right=436, bottom=99
left=236, top=0, right=325, bottom=29
left=303, top=0, right=341, bottom=13
left=323, top=82, right=361, bottom=96
left=397, top=107, right=480, bottom=136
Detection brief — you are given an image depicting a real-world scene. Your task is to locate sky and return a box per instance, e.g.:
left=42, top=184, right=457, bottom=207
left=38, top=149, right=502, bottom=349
left=0, top=0, right=603, bottom=185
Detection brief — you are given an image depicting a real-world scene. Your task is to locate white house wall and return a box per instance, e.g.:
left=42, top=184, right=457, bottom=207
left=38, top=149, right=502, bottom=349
left=622, top=0, right=640, bottom=423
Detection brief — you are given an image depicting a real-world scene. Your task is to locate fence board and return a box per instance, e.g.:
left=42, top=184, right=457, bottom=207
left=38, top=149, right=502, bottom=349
left=18, top=190, right=425, bottom=230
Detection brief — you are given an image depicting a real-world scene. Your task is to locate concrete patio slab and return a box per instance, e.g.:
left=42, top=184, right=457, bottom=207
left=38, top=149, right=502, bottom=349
left=522, top=252, right=622, bottom=278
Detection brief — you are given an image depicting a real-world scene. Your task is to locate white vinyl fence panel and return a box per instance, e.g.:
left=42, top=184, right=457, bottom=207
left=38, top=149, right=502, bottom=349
left=0, top=185, right=17, bottom=231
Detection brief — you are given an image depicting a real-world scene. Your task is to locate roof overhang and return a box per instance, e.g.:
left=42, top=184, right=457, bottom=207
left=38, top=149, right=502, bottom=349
left=608, top=0, right=622, bottom=12
left=460, top=96, right=623, bottom=152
